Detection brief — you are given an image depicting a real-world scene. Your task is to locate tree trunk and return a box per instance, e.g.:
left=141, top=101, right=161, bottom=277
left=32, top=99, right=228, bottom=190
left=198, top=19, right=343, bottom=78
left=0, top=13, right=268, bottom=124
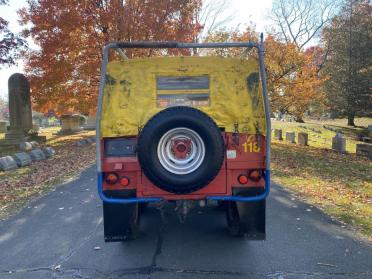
left=347, top=114, right=355, bottom=126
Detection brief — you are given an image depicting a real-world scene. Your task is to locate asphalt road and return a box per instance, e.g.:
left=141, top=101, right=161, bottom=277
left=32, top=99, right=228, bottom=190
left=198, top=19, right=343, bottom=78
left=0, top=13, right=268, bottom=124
left=0, top=166, right=371, bottom=279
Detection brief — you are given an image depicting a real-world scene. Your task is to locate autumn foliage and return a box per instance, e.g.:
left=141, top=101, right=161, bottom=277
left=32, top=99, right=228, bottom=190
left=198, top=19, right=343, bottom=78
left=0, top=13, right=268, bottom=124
left=265, top=36, right=325, bottom=120
left=19, top=1, right=327, bottom=119
left=205, top=29, right=325, bottom=120
left=19, top=0, right=202, bottom=114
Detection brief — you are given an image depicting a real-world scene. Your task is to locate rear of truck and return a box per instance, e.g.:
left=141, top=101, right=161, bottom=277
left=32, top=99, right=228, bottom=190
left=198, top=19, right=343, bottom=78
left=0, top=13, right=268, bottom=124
left=96, top=42, right=271, bottom=241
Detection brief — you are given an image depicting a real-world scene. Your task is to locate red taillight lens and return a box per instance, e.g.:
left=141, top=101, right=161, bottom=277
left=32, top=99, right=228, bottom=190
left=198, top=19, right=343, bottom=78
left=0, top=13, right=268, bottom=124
left=105, top=172, right=118, bottom=184
left=120, top=176, right=130, bottom=186
left=248, top=169, right=262, bottom=182
left=238, top=175, right=248, bottom=184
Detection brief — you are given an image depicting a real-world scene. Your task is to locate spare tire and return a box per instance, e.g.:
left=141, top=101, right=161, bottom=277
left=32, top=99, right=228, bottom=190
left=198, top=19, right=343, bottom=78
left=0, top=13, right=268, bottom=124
left=137, top=106, right=224, bottom=194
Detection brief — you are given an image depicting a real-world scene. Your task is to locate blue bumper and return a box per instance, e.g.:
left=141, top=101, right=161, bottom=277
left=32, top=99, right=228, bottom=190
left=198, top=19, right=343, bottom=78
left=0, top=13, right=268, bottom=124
left=97, top=170, right=270, bottom=204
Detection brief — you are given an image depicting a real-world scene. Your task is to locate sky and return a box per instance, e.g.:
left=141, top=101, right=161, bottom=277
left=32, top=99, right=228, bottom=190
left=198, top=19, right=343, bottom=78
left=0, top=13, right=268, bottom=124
left=0, top=0, right=272, bottom=100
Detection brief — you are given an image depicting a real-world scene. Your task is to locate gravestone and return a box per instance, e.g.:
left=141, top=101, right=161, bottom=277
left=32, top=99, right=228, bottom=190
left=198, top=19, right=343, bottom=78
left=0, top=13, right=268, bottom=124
left=19, top=141, right=33, bottom=151
left=32, top=124, right=40, bottom=132
left=13, top=152, right=32, bottom=167
left=30, top=141, right=40, bottom=148
left=59, top=114, right=82, bottom=134
left=84, top=115, right=96, bottom=130
left=274, top=129, right=283, bottom=140
left=29, top=148, right=46, bottom=161
left=298, top=132, right=308, bottom=146
left=0, top=74, right=45, bottom=146
left=332, top=133, right=346, bottom=153
left=0, top=156, right=18, bottom=171
left=286, top=131, right=295, bottom=143
left=2, top=73, right=32, bottom=144
left=42, top=147, right=55, bottom=158
left=356, top=144, right=372, bottom=160
left=0, top=121, right=7, bottom=133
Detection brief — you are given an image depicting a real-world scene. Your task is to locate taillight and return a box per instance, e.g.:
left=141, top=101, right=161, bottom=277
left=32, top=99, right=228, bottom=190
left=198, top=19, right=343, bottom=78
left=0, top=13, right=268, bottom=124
left=105, top=172, right=119, bottom=184
left=120, top=176, right=130, bottom=186
left=248, top=169, right=262, bottom=182
left=238, top=174, right=248, bottom=184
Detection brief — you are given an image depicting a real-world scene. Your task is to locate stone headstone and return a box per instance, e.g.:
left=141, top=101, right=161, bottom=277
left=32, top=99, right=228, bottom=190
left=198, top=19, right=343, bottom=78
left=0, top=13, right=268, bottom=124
left=19, top=141, right=33, bottom=151
left=274, top=129, right=283, bottom=140
left=356, top=143, right=372, bottom=160
left=0, top=156, right=18, bottom=171
left=42, top=147, right=55, bottom=158
left=0, top=121, right=7, bottom=133
left=332, top=133, right=346, bottom=153
left=298, top=132, right=308, bottom=146
left=59, top=114, right=82, bottom=134
left=13, top=152, right=32, bottom=167
left=84, top=115, right=96, bottom=130
left=29, top=148, right=46, bottom=161
left=286, top=131, right=295, bottom=143
left=32, top=124, right=40, bottom=132
left=30, top=141, right=40, bottom=148
left=3, top=73, right=32, bottom=143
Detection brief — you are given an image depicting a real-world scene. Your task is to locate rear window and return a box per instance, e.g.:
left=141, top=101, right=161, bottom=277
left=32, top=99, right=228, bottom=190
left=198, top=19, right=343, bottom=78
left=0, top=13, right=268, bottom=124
left=156, top=76, right=210, bottom=108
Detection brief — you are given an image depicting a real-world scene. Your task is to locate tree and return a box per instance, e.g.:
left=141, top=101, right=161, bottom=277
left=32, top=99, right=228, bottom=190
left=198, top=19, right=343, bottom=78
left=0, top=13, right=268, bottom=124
left=321, top=1, right=372, bottom=126
left=193, top=0, right=234, bottom=43
left=19, top=0, right=202, bottom=114
left=265, top=35, right=325, bottom=121
left=270, top=0, right=337, bottom=50
left=205, top=29, right=325, bottom=121
left=0, top=0, right=26, bottom=67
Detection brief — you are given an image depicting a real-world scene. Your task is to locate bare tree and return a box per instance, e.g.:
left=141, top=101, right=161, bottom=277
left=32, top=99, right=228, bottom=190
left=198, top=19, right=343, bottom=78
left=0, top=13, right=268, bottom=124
left=194, top=0, right=235, bottom=43
left=271, top=0, right=339, bottom=49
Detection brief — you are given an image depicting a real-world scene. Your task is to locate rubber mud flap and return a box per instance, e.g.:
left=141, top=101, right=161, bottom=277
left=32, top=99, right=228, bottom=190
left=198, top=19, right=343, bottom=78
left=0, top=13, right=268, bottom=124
left=103, top=190, right=140, bottom=242
left=226, top=188, right=266, bottom=240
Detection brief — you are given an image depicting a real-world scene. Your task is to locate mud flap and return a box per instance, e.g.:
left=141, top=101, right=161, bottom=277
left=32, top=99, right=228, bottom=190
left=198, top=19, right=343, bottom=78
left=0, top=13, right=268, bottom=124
left=103, top=190, right=140, bottom=242
left=226, top=188, right=266, bottom=240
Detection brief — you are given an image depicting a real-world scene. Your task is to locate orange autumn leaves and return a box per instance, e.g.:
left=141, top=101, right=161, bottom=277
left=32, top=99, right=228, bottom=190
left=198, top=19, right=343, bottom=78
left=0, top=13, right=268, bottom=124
left=19, top=1, right=324, bottom=119
left=205, top=29, right=326, bottom=120
left=19, top=0, right=202, bottom=115
left=265, top=36, right=325, bottom=120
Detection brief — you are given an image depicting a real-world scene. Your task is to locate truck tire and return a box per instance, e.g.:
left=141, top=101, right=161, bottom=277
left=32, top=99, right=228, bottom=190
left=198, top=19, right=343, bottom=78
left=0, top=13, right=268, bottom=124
left=137, top=106, right=224, bottom=194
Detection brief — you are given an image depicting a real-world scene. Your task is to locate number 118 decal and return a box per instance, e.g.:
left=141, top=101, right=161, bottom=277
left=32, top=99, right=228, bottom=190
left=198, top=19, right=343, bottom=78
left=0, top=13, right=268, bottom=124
left=242, top=136, right=261, bottom=153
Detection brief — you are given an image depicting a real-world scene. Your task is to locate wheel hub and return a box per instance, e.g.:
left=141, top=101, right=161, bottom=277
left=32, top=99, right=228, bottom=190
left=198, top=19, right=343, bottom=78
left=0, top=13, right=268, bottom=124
left=172, top=139, right=192, bottom=159
left=157, top=127, right=205, bottom=175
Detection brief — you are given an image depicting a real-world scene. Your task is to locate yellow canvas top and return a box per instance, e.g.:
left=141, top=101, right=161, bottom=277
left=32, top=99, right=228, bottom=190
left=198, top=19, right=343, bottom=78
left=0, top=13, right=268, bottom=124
left=100, top=56, right=266, bottom=137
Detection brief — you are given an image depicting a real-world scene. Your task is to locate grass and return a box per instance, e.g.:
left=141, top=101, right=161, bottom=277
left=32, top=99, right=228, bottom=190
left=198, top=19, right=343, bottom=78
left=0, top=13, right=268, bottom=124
left=272, top=117, right=370, bottom=153
left=271, top=138, right=372, bottom=239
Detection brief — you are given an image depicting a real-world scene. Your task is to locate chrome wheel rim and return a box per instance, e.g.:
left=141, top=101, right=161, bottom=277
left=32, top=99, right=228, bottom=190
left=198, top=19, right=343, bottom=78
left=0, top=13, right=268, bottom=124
left=157, top=127, right=205, bottom=175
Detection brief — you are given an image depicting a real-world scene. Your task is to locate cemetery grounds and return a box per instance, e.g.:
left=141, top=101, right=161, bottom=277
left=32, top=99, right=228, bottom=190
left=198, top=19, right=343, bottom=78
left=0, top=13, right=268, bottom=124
left=271, top=117, right=371, bottom=240
left=0, top=127, right=96, bottom=219
left=0, top=118, right=371, bottom=240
